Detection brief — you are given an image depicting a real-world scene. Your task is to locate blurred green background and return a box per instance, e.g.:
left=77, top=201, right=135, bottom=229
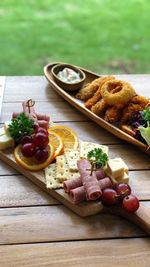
left=0, top=0, right=150, bottom=75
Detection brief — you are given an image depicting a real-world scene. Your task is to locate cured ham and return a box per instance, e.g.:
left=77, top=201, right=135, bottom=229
left=12, top=109, right=50, bottom=130
left=22, top=100, right=39, bottom=129
left=77, top=159, right=102, bottom=200
left=63, top=168, right=106, bottom=193
left=70, top=177, right=112, bottom=204
left=38, top=120, right=49, bottom=129
left=12, top=111, right=50, bottom=122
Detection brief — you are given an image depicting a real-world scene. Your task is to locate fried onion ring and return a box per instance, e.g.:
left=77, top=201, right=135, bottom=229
left=85, top=75, right=115, bottom=109
left=101, top=80, right=136, bottom=105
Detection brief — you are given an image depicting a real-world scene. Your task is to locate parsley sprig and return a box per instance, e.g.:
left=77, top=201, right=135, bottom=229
left=87, top=148, right=108, bottom=175
left=8, top=112, right=34, bottom=142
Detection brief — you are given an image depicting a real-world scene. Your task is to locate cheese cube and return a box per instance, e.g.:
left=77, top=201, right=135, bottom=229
left=117, top=172, right=129, bottom=184
left=107, top=158, right=125, bottom=178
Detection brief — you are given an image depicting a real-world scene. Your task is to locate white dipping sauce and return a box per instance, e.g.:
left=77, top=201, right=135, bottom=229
left=57, top=68, right=81, bottom=84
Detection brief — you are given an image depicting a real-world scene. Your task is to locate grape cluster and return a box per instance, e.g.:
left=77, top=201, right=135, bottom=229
left=20, top=127, right=49, bottom=163
left=101, top=183, right=139, bottom=212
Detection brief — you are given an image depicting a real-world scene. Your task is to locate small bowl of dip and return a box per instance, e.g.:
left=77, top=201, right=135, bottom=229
left=51, top=63, right=86, bottom=92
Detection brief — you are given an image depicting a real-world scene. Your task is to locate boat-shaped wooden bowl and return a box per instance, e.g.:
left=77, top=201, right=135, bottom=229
left=44, top=62, right=150, bottom=156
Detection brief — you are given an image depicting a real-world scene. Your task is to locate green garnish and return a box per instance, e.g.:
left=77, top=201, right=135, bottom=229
left=139, top=122, right=150, bottom=146
left=142, top=107, right=150, bottom=123
left=87, top=148, right=108, bottom=175
left=8, top=112, right=34, bottom=142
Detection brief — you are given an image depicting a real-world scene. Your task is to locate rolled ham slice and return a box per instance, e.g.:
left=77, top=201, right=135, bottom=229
left=36, top=112, right=50, bottom=122
left=70, top=177, right=112, bottom=204
left=12, top=111, right=50, bottom=129
left=38, top=120, right=49, bottom=129
left=77, top=159, right=102, bottom=201
left=63, top=168, right=106, bottom=193
left=12, top=112, right=50, bottom=122
left=22, top=100, right=39, bottom=129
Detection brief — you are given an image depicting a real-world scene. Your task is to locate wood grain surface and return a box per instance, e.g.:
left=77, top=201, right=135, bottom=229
left=0, top=238, right=150, bottom=267
left=0, top=75, right=150, bottom=266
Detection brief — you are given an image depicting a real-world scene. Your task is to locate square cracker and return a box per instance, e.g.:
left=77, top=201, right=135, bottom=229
left=56, top=154, right=80, bottom=181
left=45, top=163, right=63, bottom=189
left=80, top=141, right=109, bottom=159
left=56, top=155, right=71, bottom=181
left=64, top=150, right=80, bottom=172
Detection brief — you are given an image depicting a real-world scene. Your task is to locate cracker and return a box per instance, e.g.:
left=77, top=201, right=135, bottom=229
left=64, top=150, right=80, bottom=172
left=56, top=155, right=71, bottom=181
left=80, top=141, right=109, bottom=159
left=45, top=163, right=63, bottom=189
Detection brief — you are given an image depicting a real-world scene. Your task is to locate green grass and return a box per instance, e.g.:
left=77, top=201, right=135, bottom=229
left=0, top=0, right=150, bottom=75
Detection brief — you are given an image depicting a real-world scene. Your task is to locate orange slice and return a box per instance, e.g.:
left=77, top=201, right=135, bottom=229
left=48, top=131, right=64, bottom=157
left=14, top=143, right=55, bottom=171
left=48, top=126, right=79, bottom=150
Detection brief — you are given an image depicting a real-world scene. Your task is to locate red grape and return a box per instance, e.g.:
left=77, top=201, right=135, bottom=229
left=35, top=127, right=48, bottom=136
left=115, top=183, right=131, bottom=199
left=21, top=143, right=36, bottom=157
left=123, top=194, right=139, bottom=212
left=33, top=132, right=49, bottom=149
left=101, top=188, right=118, bottom=206
left=21, top=135, right=33, bottom=145
left=35, top=148, right=49, bottom=163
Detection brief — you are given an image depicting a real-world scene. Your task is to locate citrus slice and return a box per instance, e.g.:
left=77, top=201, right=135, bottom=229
left=14, top=143, right=55, bottom=171
left=48, top=126, right=79, bottom=150
left=48, top=131, right=64, bottom=157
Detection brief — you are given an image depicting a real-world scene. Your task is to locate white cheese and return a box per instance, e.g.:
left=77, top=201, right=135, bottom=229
left=0, top=133, right=14, bottom=150
left=0, top=127, right=6, bottom=136
left=104, top=158, right=129, bottom=185
left=4, top=121, right=11, bottom=135
left=107, top=158, right=126, bottom=178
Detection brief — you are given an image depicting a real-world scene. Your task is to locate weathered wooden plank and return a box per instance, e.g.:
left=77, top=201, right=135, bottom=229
left=0, top=160, right=19, bottom=175
left=4, top=75, right=150, bottom=102
left=0, top=238, right=149, bottom=267
left=1, top=101, right=87, bottom=122
left=4, top=76, right=59, bottom=102
left=130, top=171, right=150, bottom=200
left=0, top=205, right=146, bottom=245
left=0, top=171, right=149, bottom=208
left=0, top=175, right=59, bottom=207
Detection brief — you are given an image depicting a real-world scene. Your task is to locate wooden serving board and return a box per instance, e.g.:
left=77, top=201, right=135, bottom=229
left=0, top=148, right=150, bottom=235
left=44, top=62, right=150, bottom=156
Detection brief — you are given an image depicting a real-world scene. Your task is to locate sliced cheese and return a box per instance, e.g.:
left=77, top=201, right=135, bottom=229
left=0, top=133, right=14, bottom=150
left=80, top=141, right=109, bottom=159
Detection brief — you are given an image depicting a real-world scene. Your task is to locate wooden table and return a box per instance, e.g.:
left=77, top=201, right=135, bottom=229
left=0, top=75, right=150, bottom=267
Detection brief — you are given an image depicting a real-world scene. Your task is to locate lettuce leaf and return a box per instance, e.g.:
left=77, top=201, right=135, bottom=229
left=138, top=123, right=150, bottom=146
